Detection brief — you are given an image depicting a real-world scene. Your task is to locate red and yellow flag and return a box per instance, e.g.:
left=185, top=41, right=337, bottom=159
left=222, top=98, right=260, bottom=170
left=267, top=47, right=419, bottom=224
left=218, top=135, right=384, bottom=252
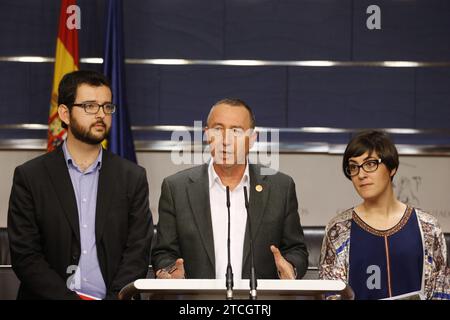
left=47, top=0, right=79, bottom=152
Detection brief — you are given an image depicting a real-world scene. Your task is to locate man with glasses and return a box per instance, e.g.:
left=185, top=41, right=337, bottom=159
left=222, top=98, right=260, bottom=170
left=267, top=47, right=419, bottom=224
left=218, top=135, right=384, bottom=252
left=8, top=70, right=153, bottom=299
left=152, top=98, right=309, bottom=282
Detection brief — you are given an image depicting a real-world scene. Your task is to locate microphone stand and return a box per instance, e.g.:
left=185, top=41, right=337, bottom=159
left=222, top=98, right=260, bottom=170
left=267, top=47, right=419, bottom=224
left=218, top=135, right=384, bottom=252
left=243, top=186, right=257, bottom=300
left=225, top=186, right=234, bottom=300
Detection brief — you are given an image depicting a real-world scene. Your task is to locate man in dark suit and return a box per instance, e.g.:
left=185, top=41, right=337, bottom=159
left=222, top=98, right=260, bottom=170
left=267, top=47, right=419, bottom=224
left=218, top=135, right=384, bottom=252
left=8, top=70, right=153, bottom=299
left=152, top=98, right=308, bottom=280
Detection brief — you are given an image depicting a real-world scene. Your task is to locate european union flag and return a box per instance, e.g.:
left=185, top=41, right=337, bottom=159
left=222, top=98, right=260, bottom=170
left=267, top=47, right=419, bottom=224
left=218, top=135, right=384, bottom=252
left=103, top=0, right=137, bottom=163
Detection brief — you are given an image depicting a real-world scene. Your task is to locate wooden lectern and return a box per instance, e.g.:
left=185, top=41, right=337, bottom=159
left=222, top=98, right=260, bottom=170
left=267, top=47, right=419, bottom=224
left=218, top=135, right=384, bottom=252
left=119, top=279, right=354, bottom=300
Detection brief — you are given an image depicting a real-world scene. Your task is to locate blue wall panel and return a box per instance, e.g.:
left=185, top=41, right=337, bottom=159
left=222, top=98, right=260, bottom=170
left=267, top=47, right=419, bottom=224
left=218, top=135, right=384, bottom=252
left=157, top=66, right=287, bottom=126
left=124, top=0, right=223, bottom=59
left=126, top=64, right=161, bottom=125
left=0, top=0, right=59, bottom=56
left=1, top=0, right=450, bottom=143
left=416, top=68, right=450, bottom=129
left=225, top=0, right=352, bottom=60
left=287, top=67, right=416, bottom=128
left=0, top=62, right=51, bottom=125
left=0, top=0, right=105, bottom=58
left=353, top=0, right=450, bottom=61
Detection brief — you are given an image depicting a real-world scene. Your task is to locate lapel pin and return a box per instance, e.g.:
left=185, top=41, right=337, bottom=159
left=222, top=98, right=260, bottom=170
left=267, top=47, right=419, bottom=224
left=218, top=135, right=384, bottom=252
left=255, top=184, right=263, bottom=192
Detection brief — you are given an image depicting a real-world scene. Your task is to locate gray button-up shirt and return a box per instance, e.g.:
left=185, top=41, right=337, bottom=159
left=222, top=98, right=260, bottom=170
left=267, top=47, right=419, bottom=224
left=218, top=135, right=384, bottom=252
left=63, top=142, right=106, bottom=299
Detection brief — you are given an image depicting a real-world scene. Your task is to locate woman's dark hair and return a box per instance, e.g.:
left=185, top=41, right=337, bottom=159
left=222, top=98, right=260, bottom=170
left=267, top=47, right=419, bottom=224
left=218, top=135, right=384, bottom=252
left=343, top=130, right=399, bottom=180
left=58, top=70, right=111, bottom=129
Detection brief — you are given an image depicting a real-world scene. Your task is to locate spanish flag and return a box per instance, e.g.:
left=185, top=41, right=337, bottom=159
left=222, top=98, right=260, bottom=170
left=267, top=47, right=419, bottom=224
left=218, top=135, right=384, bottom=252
left=47, top=0, right=79, bottom=152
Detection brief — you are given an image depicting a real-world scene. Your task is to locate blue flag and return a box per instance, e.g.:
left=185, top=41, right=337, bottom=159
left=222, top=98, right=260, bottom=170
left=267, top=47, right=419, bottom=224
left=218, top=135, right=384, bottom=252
left=103, top=0, right=137, bottom=163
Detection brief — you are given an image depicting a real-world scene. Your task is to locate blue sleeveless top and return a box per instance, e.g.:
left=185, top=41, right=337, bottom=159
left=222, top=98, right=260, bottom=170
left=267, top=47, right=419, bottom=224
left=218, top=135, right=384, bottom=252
left=349, top=207, right=423, bottom=299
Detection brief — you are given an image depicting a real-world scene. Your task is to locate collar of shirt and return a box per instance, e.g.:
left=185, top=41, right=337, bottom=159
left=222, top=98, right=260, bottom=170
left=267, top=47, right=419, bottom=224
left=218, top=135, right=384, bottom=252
left=208, top=158, right=250, bottom=190
left=62, top=140, right=103, bottom=173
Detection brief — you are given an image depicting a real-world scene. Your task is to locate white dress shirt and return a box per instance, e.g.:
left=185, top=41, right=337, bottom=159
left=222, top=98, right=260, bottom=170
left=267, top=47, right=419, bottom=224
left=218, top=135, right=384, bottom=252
left=208, top=160, right=250, bottom=281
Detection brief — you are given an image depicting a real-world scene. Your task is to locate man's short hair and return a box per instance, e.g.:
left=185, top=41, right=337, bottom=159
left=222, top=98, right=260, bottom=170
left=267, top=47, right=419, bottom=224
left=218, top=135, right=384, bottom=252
left=343, top=130, right=399, bottom=180
left=58, top=70, right=112, bottom=129
left=207, top=98, right=256, bottom=129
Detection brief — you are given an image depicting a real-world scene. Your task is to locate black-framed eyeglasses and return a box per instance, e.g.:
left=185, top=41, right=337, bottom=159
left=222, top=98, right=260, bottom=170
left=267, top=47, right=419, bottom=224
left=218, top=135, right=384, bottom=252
left=345, top=158, right=382, bottom=177
left=71, top=102, right=116, bottom=114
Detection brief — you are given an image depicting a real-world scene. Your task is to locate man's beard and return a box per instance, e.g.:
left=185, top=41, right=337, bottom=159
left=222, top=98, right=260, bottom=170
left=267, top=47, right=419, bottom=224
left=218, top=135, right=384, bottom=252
left=69, top=116, right=110, bottom=145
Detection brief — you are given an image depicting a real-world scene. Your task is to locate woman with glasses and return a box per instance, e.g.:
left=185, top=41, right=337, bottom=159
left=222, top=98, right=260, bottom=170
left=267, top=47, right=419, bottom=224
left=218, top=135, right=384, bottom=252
left=319, top=130, right=449, bottom=299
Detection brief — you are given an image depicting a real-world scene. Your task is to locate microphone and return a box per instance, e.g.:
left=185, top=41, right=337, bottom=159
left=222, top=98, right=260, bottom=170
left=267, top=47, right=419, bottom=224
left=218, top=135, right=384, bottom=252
left=225, top=186, right=234, bottom=300
left=243, top=186, right=257, bottom=300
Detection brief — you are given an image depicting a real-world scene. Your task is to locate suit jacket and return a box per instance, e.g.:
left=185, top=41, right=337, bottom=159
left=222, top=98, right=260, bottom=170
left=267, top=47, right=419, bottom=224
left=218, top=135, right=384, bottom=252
left=152, top=163, right=308, bottom=279
left=7, top=146, right=153, bottom=299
